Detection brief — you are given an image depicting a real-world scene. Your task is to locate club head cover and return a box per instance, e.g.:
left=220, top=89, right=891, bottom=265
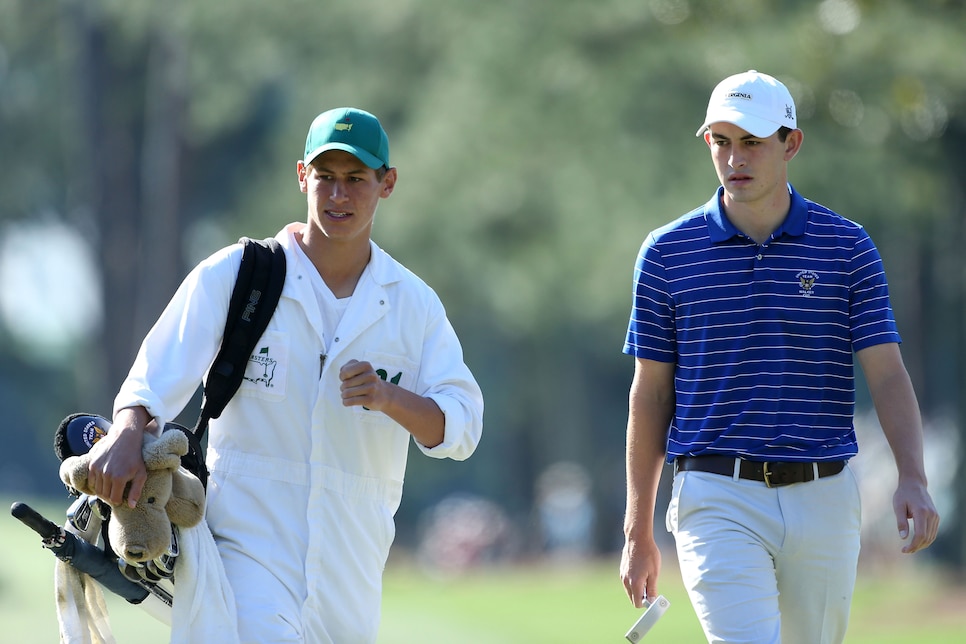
left=54, top=413, right=112, bottom=461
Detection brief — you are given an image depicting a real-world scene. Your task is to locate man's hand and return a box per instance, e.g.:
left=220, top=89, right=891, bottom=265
left=620, top=534, right=662, bottom=609
left=86, top=409, right=149, bottom=508
left=894, top=479, right=940, bottom=554
left=338, top=358, right=446, bottom=448
left=339, top=359, right=394, bottom=412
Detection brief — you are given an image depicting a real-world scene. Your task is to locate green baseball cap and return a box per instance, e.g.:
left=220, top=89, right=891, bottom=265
left=303, top=107, right=390, bottom=169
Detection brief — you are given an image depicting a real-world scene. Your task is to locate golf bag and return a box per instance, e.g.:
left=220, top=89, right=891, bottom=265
left=10, top=236, right=285, bottom=621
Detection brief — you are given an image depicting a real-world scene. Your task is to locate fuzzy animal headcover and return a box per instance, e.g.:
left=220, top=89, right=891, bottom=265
left=60, top=429, right=206, bottom=563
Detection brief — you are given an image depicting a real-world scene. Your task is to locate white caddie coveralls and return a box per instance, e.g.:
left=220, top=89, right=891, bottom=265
left=114, top=223, right=484, bottom=643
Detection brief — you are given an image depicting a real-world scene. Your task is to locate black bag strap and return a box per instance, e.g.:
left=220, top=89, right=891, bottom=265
left=193, top=236, right=286, bottom=441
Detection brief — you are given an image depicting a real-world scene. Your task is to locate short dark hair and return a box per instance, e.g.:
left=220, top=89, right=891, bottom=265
left=777, top=126, right=793, bottom=142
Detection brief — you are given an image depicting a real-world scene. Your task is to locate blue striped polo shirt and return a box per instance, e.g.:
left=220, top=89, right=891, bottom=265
left=623, top=185, right=901, bottom=463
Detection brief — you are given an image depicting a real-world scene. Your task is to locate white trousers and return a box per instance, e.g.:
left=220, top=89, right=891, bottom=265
left=206, top=461, right=391, bottom=644
left=667, top=464, right=862, bottom=644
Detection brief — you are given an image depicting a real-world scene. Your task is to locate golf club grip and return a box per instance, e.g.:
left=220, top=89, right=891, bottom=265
left=10, top=501, right=62, bottom=540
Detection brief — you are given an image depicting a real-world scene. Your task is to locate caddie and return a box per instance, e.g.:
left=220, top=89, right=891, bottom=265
left=87, top=107, right=484, bottom=643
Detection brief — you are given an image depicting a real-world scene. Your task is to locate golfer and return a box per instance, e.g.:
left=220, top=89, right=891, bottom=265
left=619, top=70, right=940, bottom=643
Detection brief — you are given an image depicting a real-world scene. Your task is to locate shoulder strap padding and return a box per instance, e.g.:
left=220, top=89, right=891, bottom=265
left=197, top=236, right=286, bottom=430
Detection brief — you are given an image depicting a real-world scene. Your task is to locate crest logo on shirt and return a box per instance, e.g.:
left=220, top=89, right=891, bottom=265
left=796, top=270, right=819, bottom=297
left=244, top=345, right=277, bottom=388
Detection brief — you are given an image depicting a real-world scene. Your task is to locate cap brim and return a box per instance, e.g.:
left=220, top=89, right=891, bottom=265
left=304, top=143, right=385, bottom=169
left=695, top=110, right=781, bottom=138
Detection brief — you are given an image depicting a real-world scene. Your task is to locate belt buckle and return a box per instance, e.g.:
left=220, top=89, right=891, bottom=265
left=762, top=462, right=799, bottom=487
left=762, top=462, right=776, bottom=488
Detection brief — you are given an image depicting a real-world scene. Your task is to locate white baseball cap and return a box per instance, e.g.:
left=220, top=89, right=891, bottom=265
left=695, top=70, right=797, bottom=138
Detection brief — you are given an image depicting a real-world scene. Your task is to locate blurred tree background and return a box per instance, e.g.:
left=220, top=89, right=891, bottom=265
left=1, top=0, right=964, bottom=571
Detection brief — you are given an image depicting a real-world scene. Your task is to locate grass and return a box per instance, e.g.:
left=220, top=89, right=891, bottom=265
left=3, top=493, right=963, bottom=643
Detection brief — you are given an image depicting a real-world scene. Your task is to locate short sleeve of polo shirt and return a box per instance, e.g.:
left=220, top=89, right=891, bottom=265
left=848, top=229, right=901, bottom=351
left=623, top=233, right=676, bottom=362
